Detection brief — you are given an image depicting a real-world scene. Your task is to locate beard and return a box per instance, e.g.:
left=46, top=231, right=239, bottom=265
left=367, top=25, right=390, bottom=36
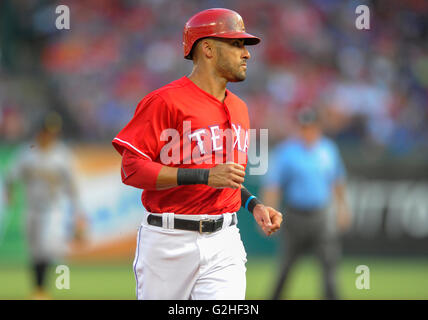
left=218, top=61, right=247, bottom=82
left=229, top=68, right=247, bottom=82
left=216, top=49, right=247, bottom=82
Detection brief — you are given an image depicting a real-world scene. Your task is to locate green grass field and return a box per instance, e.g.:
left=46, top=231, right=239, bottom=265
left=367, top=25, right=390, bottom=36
left=1, top=256, right=428, bottom=300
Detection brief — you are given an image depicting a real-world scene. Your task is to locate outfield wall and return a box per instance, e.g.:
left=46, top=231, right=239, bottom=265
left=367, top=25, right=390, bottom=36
left=0, top=144, right=427, bottom=264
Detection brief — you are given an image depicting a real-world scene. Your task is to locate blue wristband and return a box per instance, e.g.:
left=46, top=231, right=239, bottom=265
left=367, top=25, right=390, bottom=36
left=244, top=196, right=256, bottom=210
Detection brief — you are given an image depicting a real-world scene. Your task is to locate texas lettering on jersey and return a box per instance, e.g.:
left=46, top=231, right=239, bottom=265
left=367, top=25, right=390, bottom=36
left=112, top=76, right=251, bottom=215
left=159, top=121, right=249, bottom=166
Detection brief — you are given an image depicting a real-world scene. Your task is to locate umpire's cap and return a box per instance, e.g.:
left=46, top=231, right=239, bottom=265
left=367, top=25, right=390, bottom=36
left=183, top=8, right=261, bottom=60
left=297, top=108, right=319, bottom=126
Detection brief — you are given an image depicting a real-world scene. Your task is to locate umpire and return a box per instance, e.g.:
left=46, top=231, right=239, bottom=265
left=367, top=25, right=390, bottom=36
left=262, top=108, right=351, bottom=300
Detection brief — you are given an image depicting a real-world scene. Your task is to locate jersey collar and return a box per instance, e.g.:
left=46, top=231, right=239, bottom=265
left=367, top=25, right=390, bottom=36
left=182, top=76, right=230, bottom=105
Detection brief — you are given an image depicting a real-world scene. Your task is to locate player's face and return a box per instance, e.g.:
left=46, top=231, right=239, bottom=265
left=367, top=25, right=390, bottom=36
left=300, top=124, right=321, bottom=145
left=213, top=38, right=251, bottom=82
left=37, top=129, right=58, bottom=150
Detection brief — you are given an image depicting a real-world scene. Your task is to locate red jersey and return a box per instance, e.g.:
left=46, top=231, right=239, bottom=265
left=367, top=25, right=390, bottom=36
left=112, top=76, right=250, bottom=215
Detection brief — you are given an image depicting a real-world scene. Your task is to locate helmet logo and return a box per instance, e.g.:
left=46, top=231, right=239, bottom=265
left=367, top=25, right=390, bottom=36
left=227, top=15, right=245, bottom=32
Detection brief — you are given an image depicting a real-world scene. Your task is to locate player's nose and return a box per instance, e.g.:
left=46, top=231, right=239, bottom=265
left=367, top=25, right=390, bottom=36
left=242, top=46, right=250, bottom=60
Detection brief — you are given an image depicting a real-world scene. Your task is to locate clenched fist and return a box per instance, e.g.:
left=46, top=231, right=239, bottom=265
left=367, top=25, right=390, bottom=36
left=253, top=204, right=283, bottom=236
left=208, top=162, right=245, bottom=189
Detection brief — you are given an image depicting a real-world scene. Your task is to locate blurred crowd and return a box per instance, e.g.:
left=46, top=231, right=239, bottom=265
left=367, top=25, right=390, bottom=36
left=1, top=0, right=427, bottom=158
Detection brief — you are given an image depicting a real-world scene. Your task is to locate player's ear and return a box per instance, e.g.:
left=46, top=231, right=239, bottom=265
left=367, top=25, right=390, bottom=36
left=200, top=38, right=214, bottom=59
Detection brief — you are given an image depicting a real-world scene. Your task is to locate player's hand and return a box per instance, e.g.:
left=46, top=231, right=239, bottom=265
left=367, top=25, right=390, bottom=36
left=337, top=208, right=352, bottom=233
left=253, top=204, right=283, bottom=236
left=208, top=162, right=245, bottom=189
left=73, top=215, right=87, bottom=244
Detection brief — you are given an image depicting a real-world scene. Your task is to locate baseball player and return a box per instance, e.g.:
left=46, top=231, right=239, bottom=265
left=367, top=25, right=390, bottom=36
left=5, top=112, right=85, bottom=299
left=112, top=8, right=283, bottom=300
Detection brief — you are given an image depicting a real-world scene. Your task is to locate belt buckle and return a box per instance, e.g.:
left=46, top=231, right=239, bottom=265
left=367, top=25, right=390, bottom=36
left=199, top=218, right=213, bottom=234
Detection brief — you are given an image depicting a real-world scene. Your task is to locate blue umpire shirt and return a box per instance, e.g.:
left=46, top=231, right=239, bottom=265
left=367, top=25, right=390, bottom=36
left=264, top=136, right=346, bottom=211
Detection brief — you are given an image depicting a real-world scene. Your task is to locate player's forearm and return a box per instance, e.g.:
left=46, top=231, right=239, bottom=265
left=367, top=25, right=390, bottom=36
left=334, top=182, right=352, bottom=230
left=334, top=183, right=347, bottom=207
left=121, top=150, right=210, bottom=190
left=155, top=166, right=178, bottom=190
left=62, top=171, right=81, bottom=211
left=241, top=186, right=283, bottom=236
left=334, top=182, right=351, bottom=216
left=122, top=149, right=245, bottom=191
left=241, top=187, right=262, bottom=213
left=122, top=160, right=176, bottom=191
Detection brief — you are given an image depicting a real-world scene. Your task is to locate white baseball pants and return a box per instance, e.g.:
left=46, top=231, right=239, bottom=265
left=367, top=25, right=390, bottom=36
left=133, top=212, right=247, bottom=300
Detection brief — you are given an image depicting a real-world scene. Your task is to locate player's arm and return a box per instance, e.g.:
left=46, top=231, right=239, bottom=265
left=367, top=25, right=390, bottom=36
left=244, top=146, right=284, bottom=236
left=333, top=182, right=351, bottom=232
left=121, top=149, right=246, bottom=190
left=332, top=144, right=351, bottom=232
left=241, top=186, right=283, bottom=236
left=61, top=168, right=87, bottom=242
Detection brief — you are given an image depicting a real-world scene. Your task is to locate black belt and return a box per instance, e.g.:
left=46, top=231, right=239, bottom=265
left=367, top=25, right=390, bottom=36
left=147, top=213, right=237, bottom=233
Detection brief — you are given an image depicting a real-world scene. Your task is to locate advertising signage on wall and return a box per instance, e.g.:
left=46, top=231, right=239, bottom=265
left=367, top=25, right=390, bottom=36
left=343, top=178, right=428, bottom=255
left=1, top=146, right=427, bottom=262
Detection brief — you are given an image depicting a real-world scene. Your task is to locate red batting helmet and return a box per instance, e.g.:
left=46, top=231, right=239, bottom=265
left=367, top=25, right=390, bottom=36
left=183, top=8, right=261, bottom=60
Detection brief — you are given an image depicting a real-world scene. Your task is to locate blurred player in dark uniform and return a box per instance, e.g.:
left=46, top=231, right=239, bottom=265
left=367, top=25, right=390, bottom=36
left=5, top=112, right=85, bottom=299
left=262, top=108, right=351, bottom=300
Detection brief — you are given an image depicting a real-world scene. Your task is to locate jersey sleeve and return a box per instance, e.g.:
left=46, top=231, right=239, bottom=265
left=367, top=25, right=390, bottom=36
left=120, top=148, right=163, bottom=190
left=112, top=94, right=176, bottom=161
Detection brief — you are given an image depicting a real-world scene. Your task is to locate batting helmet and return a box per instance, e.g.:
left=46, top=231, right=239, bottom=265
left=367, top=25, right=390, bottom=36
left=183, top=8, right=261, bottom=60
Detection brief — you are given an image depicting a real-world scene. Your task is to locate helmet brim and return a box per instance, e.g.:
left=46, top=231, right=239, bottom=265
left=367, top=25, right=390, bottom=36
left=184, top=32, right=261, bottom=59
left=210, top=31, right=261, bottom=45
